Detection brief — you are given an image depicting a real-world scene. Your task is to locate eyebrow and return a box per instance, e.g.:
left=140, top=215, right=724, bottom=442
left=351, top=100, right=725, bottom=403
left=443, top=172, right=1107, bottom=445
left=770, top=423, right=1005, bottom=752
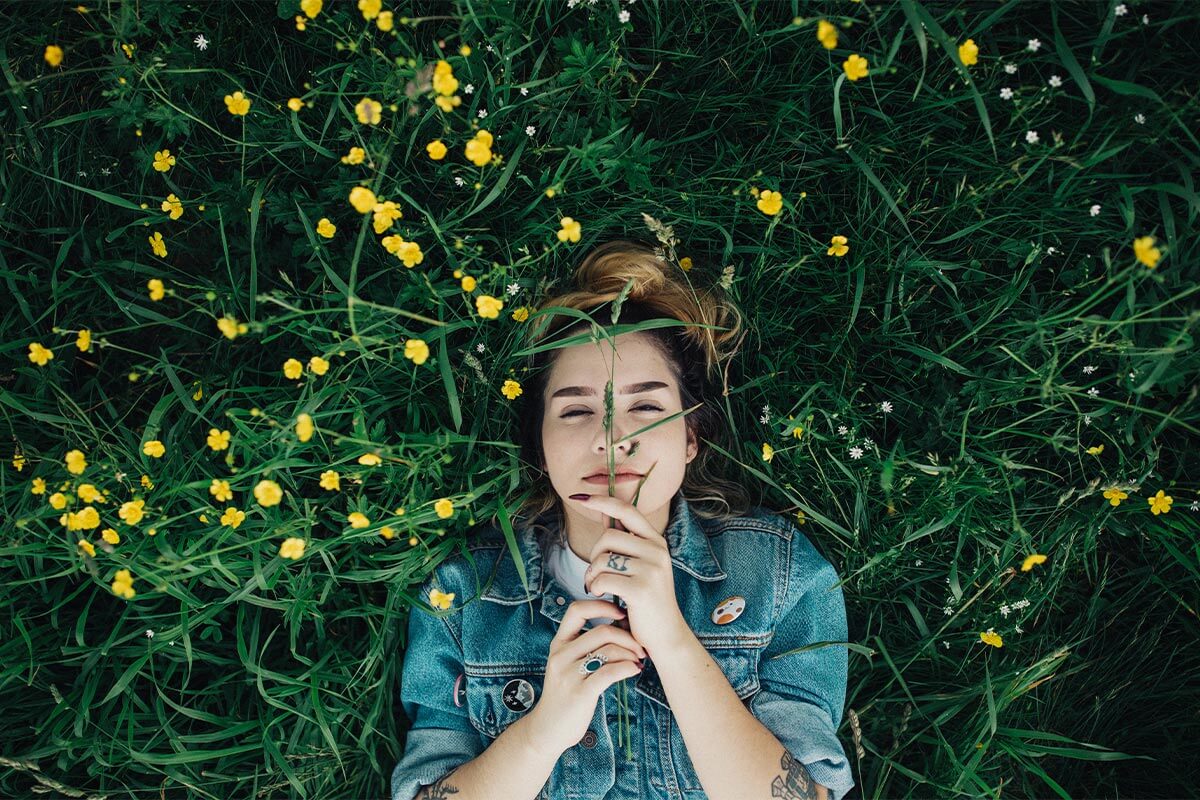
left=549, top=380, right=669, bottom=400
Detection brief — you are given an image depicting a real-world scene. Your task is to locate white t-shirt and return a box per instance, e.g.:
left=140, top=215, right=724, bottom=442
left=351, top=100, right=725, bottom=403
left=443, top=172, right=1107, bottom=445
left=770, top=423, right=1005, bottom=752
left=544, top=540, right=619, bottom=629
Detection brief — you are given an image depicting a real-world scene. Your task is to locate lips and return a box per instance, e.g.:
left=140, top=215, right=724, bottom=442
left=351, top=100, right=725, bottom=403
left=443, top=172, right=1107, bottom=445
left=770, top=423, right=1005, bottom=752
left=584, top=470, right=641, bottom=479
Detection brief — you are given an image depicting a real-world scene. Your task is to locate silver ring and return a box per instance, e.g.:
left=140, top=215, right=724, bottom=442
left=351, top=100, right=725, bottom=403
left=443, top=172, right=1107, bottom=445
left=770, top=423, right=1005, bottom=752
left=578, top=650, right=609, bottom=676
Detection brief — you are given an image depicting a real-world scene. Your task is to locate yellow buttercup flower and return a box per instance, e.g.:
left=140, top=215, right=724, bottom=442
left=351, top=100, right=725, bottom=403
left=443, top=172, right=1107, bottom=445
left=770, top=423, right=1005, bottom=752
left=77, top=483, right=104, bottom=502
left=287, top=97, right=304, bottom=112
left=308, top=356, right=329, bottom=375
left=465, top=130, right=494, bottom=167
left=979, top=630, right=1003, bottom=648
left=557, top=217, right=582, bottom=243
left=279, top=537, right=306, bottom=559
left=373, top=200, right=403, bottom=234
left=426, top=139, right=447, bottom=160
left=254, top=479, right=283, bottom=507
left=65, top=449, right=87, bottom=475
left=358, top=0, right=381, bottom=20
left=217, top=315, right=242, bottom=340
left=355, top=97, right=383, bottom=125
left=379, top=525, right=395, bottom=540
left=210, top=479, right=233, bottom=502
left=461, top=275, right=477, bottom=292
left=296, top=413, right=315, bottom=442
left=295, top=14, right=307, bottom=31
left=102, top=528, right=120, bottom=545
left=31, top=477, right=47, bottom=495
left=300, top=0, right=322, bottom=17
left=843, top=53, right=869, bottom=81
left=377, top=10, right=394, bottom=31
left=283, top=358, right=304, bottom=379
left=73, top=506, right=100, bottom=530
left=405, top=338, right=430, bottom=365
left=111, top=569, right=136, bottom=599
left=501, top=379, right=522, bottom=400
left=434, top=94, right=463, bottom=112
left=44, top=45, right=64, bottom=67
left=220, top=507, right=246, bottom=528
left=349, top=186, right=377, bottom=213
left=1102, top=487, right=1128, bottom=506
left=958, top=38, right=979, bottom=67
left=316, top=217, right=336, bottom=238
left=76, top=329, right=91, bottom=352
left=433, top=60, right=459, bottom=96
left=161, top=193, right=183, bottom=220
left=207, top=428, right=231, bottom=451
left=358, top=453, right=382, bottom=466
left=1021, top=553, right=1047, bottom=571
left=756, top=190, right=783, bottom=216
left=49, top=492, right=68, bottom=510
left=1086, top=444, right=1104, bottom=455
left=348, top=512, right=371, bottom=529
left=475, top=295, right=503, bottom=319
left=434, top=498, right=454, bottom=519
left=224, top=91, right=251, bottom=116
left=459, top=45, right=472, bottom=57
left=394, top=239, right=424, bottom=268
left=1147, top=490, right=1173, bottom=515
left=77, top=539, right=96, bottom=557
left=762, top=442, right=774, bottom=462
left=679, top=256, right=693, bottom=271
left=143, top=440, right=165, bottom=458
left=511, top=306, right=530, bottom=322
left=28, top=342, right=54, bottom=366
left=148, top=232, right=167, bottom=258
left=319, top=470, right=340, bottom=491
left=430, top=588, right=455, bottom=610
left=1133, top=235, right=1162, bottom=268
left=817, top=19, right=837, bottom=49
left=152, top=149, right=176, bottom=172
left=119, top=499, right=146, bottom=524
left=147, top=278, right=165, bottom=301
left=827, top=235, right=849, bottom=257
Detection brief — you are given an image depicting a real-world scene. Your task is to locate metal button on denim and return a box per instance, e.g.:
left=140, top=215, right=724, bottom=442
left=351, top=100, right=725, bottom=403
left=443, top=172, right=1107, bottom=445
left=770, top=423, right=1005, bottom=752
left=555, top=595, right=565, bottom=605
left=581, top=730, right=597, bottom=748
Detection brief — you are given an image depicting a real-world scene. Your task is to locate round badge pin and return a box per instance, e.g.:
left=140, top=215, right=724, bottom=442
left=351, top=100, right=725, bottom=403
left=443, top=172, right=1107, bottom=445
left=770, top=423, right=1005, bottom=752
left=711, top=595, right=746, bottom=625
left=453, top=673, right=466, bottom=708
left=502, top=678, right=536, bottom=713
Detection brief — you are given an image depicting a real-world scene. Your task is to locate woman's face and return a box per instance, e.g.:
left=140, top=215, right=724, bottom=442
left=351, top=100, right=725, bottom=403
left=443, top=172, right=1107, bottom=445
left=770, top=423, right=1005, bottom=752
left=541, top=331, right=698, bottom=537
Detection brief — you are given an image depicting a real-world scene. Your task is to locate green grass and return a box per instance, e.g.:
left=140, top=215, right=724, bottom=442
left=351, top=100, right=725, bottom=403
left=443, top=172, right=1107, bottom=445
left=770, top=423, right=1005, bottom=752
left=2, top=0, right=1197, bottom=797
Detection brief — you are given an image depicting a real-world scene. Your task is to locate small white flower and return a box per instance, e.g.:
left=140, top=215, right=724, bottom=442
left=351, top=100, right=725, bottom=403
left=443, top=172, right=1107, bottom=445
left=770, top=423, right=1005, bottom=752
left=849, top=446, right=864, bottom=460
left=837, top=424, right=849, bottom=435
left=477, top=108, right=488, bottom=119
left=1000, top=87, right=1014, bottom=100
left=862, top=437, right=874, bottom=447
left=880, top=400, right=893, bottom=413
left=943, top=606, right=953, bottom=616
left=463, top=83, right=475, bottom=94
left=1090, top=203, right=1101, bottom=216
left=915, top=559, right=923, bottom=566
left=1128, top=371, right=1136, bottom=379
left=524, top=125, right=537, bottom=138
left=942, top=640, right=950, bottom=649
left=476, top=342, right=486, bottom=353
left=145, top=629, right=154, bottom=638
left=618, top=9, right=630, bottom=22
left=1025, top=130, right=1040, bottom=144
left=485, top=44, right=494, bottom=53
left=1027, top=38, right=1041, bottom=52
left=100, top=167, right=111, bottom=176
left=1047, top=246, right=1057, bottom=255
left=1004, top=63, right=1018, bottom=74
left=1083, top=365, right=1097, bottom=374
left=1142, top=14, right=1150, bottom=24
left=999, top=604, right=1010, bottom=618
left=453, top=176, right=465, bottom=187
left=506, top=282, right=520, bottom=296
left=194, top=34, right=209, bottom=51
left=1190, top=500, right=1199, bottom=511
left=1048, top=74, right=1062, bottom=87
left=1014, top=624, right=1023, bottom=634
left=520, top=87, right=529, bottom=96
left=1114, top=3, right=1127, bottom=16
left=1084, top=415, right=1093, bottom=426
left=1134, top=112, right=1145, bottom=124
left=1087, top=387, right=1100, bottom=397
left=759, top=413, right=770, bottom=425
left=77, top=170, right=87, bottom=177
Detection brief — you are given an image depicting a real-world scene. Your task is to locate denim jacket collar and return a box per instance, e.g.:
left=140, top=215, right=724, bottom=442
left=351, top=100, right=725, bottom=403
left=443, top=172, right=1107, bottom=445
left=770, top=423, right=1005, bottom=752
left=480, top=492, right=727, bottom=615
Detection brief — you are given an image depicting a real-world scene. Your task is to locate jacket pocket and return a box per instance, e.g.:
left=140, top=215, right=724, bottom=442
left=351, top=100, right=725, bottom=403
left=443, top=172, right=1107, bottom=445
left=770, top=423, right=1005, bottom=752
left=463, top=669, right=544, bottom=741
left=653, top=645, right=762, bottom=793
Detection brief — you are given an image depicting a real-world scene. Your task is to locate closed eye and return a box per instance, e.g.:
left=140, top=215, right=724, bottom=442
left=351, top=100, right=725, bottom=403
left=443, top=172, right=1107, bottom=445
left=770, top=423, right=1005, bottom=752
left=561, top=404, right=662, bottom=419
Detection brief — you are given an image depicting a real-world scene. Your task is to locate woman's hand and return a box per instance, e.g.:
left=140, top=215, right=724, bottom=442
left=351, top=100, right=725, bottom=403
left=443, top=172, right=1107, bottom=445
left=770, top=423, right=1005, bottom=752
left=570, top=493, right=691, bottom=658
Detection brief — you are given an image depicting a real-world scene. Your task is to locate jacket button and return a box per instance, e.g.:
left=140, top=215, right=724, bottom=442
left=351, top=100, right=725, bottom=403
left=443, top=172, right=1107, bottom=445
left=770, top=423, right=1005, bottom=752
left=556, top=596, right=565, bottom=605
left=581, top=730, right=598, bottom=748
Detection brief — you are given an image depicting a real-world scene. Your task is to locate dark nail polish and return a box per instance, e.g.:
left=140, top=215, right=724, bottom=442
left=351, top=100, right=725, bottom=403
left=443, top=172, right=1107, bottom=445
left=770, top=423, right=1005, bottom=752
left=569, top=493, right=590, bottom=500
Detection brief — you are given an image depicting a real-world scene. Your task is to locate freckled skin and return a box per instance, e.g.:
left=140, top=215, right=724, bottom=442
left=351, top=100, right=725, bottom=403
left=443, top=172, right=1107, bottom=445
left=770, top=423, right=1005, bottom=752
left=771, top=749, right=819, bottom=799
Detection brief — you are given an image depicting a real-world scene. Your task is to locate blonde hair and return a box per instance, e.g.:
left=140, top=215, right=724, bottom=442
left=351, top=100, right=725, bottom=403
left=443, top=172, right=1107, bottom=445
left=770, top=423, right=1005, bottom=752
left=503, top=238, right=757, bottom=551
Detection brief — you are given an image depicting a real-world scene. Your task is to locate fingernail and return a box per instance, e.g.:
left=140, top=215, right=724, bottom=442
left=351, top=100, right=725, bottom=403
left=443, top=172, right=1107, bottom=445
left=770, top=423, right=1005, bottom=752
left=569, top=493, right=590, bottom=501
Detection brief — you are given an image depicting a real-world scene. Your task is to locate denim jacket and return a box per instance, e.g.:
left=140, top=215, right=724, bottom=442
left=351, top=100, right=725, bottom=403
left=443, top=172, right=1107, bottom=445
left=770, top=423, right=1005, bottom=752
left=391, top=492, right=854, bottom=800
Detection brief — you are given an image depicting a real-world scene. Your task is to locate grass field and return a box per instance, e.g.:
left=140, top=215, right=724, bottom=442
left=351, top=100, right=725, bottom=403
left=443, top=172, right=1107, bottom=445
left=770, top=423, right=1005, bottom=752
left=2, top=0, right=1197, bottom=797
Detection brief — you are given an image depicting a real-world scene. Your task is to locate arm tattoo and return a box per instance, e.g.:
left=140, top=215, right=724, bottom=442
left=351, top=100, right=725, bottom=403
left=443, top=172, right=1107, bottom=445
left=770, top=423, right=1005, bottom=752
left=606, top=553, right=630, bottom=572
left=414, top=775, right=460, bottom=799
left=771, top=749, right=819, bottom=799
